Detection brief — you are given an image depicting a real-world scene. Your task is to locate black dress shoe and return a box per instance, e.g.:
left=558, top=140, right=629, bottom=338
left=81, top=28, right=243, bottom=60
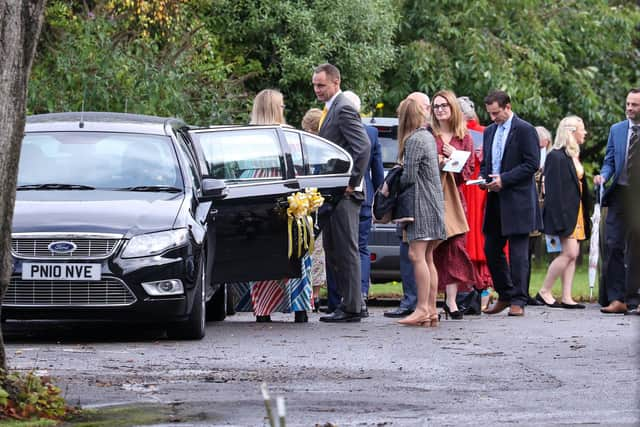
left=624, top=307, right=640, bottom=316
left=256, top=315, right=272, bottom=323
left=383, top=307, right=414, bottom=318
left=561, top=302, right=585, bottom=309
left=526, top=296, right=543, bottom=306
left=294, top=310, right=308, bottom=323
left=535, top=293, right=562, bottom=308
left=319, top=309, right=361, bottom=323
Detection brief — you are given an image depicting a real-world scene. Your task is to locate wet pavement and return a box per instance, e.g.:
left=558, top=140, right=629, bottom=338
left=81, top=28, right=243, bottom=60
left=3, top=304, right=639, bottom=426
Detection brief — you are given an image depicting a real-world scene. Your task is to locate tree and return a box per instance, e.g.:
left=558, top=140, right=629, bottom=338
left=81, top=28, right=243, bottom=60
left=0, top=1, right=47, bottom=369
left=384, top=0, right=640, bottom=170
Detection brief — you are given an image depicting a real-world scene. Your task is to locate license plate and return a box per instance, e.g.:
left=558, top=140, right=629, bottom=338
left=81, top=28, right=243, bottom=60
left=22, top=263, right=101, bottom=281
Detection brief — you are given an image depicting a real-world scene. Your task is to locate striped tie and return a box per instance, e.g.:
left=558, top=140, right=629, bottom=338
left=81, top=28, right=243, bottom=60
left=628, top=125, right=639, bottom=180
left=318, top=106, right=328, bottom=129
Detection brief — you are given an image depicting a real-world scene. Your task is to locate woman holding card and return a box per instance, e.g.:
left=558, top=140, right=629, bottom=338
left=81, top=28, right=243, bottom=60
left=536, top=116, right=591, bottom=308
left=430, top=90, right=479, bottom=319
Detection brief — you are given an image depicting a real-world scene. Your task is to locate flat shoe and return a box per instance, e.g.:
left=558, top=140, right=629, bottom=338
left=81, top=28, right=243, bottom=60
left=535, top=292, right=562, bottom=308
left=561, top=302, right=585, bottom=309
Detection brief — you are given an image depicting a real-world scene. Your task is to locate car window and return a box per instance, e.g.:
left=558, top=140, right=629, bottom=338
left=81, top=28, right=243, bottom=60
left=175, top=133, right=202, bottom=192
left=301, top=134, right=351, bottom=175
left=19, top=132, right=182, bottom=189
left=379, top=136, right=399, bottom=167
left=195, top=129, right=283, bottom=181
left=283, top=130, right=305, bottom=175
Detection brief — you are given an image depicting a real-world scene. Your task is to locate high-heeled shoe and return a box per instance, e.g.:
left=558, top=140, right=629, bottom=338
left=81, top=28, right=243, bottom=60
left=397, top=310, right=430, bottom=326
left=443, top=302, right=463, bottom=320
left=428, top=313, right=440, bottom=327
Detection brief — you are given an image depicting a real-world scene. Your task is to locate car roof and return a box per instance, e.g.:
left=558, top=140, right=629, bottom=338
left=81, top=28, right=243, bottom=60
left=362, top=117, right=398, bottom=127
left=26, top=112, right=185, bottom=136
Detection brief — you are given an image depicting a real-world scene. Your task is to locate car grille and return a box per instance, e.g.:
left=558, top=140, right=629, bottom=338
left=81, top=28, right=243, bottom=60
left=11, top=237, right=121, bottom=259
left=4, top=278, right=137, bottom=307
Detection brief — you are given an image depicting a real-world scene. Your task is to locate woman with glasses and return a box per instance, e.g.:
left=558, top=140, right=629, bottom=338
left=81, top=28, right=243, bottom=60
left=536, top=116, right=591, bottom=308
left=430, top=90, right=479, bottom=319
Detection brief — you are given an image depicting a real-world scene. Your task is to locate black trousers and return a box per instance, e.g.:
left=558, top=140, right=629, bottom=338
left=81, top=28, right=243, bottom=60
left=603, top=186, right=630, bottom=304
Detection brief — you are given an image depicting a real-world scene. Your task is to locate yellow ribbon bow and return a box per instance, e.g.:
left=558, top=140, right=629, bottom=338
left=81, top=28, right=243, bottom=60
left=286, top=188, right=325, bottom=258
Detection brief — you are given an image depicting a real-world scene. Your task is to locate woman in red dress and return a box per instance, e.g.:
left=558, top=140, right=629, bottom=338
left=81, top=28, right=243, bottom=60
left=430, top=90, right=479, bottom=319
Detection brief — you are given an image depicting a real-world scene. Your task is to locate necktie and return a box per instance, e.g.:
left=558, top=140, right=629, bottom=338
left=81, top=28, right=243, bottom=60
left=492, top=125, right=505, bottom=175
left=628, top=125, right=639, bottom=180
left=318, top=106, right=328, bottom=130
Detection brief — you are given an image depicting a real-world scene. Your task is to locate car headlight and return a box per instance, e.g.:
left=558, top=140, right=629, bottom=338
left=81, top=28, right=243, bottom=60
left=121, top=229, right=190, bottom=259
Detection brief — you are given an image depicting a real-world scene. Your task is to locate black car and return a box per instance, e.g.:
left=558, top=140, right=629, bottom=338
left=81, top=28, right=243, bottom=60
left=362, top=117, right=402, bottom=282
left=8, top=113, right=353, bottom=337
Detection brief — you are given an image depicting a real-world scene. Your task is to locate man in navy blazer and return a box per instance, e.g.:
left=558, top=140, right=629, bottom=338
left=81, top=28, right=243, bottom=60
left=594, top=88, right=640, bottom=314
left=479, top=91, right=542, bottom=316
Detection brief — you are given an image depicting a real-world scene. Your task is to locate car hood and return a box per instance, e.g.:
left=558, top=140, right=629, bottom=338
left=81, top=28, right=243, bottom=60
left=13, top=190, right=184, bottom=237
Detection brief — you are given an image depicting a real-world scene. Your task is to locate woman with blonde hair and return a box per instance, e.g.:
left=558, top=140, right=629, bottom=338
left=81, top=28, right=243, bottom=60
left=396, top=97, right=446, bottom=327
left=536, top=115, right=591, bottom=308
left=430, top=89, right=479, bottom=319
left=250, top=89, right=286, bottom=125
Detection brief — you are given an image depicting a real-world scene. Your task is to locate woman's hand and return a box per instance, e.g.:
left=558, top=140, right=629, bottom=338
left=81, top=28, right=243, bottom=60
left=442, top=143, right=455, bottom=158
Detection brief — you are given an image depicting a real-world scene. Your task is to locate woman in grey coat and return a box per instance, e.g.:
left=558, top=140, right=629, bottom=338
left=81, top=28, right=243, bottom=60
left=396, top=98, right=446, bottom=327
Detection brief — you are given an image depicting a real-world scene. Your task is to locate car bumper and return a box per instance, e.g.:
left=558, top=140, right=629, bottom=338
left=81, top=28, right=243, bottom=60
left=368, top=224, right=402, bottom=282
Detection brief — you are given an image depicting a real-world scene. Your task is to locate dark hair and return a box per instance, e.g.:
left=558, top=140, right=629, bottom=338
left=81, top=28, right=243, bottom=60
left=314, top=63, right=341, bottom=81
left=484, top=90, right=511, bottom=108
left=630, top=88, right=640, bottom=94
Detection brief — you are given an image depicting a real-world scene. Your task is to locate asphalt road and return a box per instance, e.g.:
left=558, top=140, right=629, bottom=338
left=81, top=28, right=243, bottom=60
left=3, top=304, right=639, bottom=426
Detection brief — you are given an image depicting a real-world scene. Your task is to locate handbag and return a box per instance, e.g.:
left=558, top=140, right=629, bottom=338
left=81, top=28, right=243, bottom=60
left=441, top=171, right=469, bottom=238
left=456, top=288, right=482, bottom=315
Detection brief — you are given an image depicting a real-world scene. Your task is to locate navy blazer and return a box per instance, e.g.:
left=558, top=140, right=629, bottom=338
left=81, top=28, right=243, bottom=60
left=480, top=114, right=542, bottom=235
left=362, top=125, right=385, bottom=211
left=600, top=119, right=631, bottom=206
left=319, top=93, right=371, bottom=194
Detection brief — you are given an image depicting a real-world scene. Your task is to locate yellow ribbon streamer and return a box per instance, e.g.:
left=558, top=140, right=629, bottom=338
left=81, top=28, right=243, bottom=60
left=286, top=188, right=324, bottom=258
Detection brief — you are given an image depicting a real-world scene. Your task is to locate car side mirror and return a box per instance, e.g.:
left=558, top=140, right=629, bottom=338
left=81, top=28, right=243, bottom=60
left=200, top=178, right=228, bottom=201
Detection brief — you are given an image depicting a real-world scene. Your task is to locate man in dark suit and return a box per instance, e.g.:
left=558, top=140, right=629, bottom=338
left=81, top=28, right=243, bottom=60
left=594, top=88, right=640, bottom=314
left=479, top=90, right=542, bottom=317
left=324, top=90, right=385, bottom=317
left=312, top=63, right=371, bottom=322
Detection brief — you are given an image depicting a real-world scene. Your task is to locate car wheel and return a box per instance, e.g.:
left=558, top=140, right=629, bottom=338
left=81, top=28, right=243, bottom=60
left=206, top=283, right=227, bottom=321
left=167, top=258, right=206, bottom=340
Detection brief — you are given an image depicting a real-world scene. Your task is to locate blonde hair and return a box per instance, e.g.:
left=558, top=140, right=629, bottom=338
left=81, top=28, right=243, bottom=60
left=397, top=98, right=427, bottom=163
left=553, top=116, right=583, bottom=157
left=250, top=89, right=286, bottom=125
left=301, top=108, right=322, bottom=134
left=430, top=90, right=467, bottom=140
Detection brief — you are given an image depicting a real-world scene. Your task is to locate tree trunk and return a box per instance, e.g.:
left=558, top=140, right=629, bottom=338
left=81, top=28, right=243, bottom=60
left=0, top=0, right=46, bottom=370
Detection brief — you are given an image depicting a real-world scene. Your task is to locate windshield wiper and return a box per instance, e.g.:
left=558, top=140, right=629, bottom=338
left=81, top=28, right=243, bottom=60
left=17, top=183, right=95, bottom=190
left=115, top=185, right=182, bottom=193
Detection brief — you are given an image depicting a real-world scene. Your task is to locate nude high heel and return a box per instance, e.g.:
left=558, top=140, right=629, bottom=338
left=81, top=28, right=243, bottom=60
left=397, top=309, right=430, bottom=326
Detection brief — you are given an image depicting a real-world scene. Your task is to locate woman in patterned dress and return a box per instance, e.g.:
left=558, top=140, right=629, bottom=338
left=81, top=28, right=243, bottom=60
left=396, top=98, right=446, bottom=327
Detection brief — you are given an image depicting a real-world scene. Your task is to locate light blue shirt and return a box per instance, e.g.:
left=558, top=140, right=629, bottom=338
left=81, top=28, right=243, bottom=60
left=491, top=114, right=513, bottom=175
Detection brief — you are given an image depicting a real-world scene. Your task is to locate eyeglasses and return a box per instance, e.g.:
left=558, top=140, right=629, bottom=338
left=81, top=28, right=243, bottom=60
left=433, top=103, right=450, bottom=111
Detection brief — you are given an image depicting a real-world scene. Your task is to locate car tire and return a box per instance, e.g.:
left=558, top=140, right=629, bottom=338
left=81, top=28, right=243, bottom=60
left=167, top=258, right=206, bottom=340
left=206, top=283, right=227, bottom=322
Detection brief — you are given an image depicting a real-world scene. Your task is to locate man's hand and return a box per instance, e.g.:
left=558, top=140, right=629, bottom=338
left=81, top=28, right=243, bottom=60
left=344, top=185, right=355, bottom=196
left=486, top=174, right=502, bottom=192
left=594, top=175, right=605, bottom=186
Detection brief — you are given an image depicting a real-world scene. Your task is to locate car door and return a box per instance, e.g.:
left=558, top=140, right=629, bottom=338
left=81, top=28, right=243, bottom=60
left=282, top=129, right=353, bottom=211
left=188, top=126, right=302, bottom=282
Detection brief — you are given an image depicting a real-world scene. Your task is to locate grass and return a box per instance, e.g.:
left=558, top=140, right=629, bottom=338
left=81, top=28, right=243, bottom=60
left=366, top=262, right=596, bottom=302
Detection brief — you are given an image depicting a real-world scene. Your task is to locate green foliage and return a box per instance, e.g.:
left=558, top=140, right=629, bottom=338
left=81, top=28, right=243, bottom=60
left=0, top=370, right=75, bottom=422
left=204, top=0, right=398, bottom=124
left=385, top=0, right=640, bottom=171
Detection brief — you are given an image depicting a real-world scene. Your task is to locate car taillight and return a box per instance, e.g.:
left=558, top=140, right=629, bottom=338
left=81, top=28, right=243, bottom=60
left=370, top=253, right=377, bottom=262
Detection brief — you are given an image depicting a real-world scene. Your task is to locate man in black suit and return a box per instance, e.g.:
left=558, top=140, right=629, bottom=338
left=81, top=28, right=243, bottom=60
left=312, top=63, right=371, bottom=322
left=479, top=91, right=542, bottom=317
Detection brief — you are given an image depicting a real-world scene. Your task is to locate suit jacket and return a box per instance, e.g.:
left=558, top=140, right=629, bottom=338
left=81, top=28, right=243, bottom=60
left=480, top=114, right=542, bottom=235
left=542, top=148, right=592, bottom=239
left=319, top=93, right=372, bottom=198
left=600, top=119, right=631, bottom=206
left=362, top=125, right=385, bottom=211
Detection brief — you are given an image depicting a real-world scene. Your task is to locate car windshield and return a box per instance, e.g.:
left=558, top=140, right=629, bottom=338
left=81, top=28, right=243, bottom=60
left=18, top=132, right=183, bottom=190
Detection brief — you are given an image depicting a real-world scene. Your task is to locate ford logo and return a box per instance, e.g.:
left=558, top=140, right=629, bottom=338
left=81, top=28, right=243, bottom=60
left=48, top=241, right=77, bottom=254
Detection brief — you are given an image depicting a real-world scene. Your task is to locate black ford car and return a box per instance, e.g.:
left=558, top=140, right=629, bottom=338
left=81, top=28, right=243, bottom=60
left=8, top=113, right=353, bottom=338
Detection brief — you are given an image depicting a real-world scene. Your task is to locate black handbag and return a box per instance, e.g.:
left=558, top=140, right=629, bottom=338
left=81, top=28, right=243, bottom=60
left=456, top=288, right=482, bottom=315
